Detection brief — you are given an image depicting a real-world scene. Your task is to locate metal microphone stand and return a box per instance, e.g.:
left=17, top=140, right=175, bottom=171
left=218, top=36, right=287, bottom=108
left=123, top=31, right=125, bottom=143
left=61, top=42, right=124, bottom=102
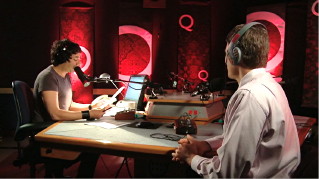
left=183, top=80, right=193, bottom=93
left=148, top=88, right=158, bottom=99
left=113, top=79, right=159, bottom=99
left=92, top=76, right=160, bottom=99
left=191, top=82, right=210, bottom=101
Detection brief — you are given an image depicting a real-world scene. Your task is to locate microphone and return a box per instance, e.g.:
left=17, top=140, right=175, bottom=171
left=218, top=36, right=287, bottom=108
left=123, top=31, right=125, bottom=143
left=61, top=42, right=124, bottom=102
left=190, top=82, right=209, bottom=97
left=74, top=66, right=91, bottom=87
left=190, top=90, right=199, bottom=97
left=169, top=72, right=177, bottom=79
left=191, top=77, right=225, bottom=97
left=169, top=72, right=194, bottom=90
left=168, top=72, right=178, bottom=88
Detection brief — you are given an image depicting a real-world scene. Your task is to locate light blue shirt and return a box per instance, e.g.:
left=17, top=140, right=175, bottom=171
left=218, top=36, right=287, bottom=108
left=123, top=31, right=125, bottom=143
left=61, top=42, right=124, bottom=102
left=191, top=68, right=300, bottom=178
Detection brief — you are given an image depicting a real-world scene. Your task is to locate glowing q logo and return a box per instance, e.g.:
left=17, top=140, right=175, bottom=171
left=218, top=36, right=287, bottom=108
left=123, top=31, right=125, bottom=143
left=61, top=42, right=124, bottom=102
left=198, top=70, right=209, bottom=82
left=80, top=46, right=91, bottom=72
left=179, top=14, right=194, bottom=32
left=312, top=0, right=318, bottom=16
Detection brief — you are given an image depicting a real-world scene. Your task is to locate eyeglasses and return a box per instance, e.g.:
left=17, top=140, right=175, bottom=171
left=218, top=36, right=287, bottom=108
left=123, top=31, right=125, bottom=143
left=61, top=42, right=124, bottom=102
left=150, top=133, right=183, bottom=141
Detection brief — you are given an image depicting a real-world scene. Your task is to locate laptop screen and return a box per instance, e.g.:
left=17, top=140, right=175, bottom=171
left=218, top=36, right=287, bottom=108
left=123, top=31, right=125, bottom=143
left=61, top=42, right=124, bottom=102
left=124, top=74, right=149, bottom=110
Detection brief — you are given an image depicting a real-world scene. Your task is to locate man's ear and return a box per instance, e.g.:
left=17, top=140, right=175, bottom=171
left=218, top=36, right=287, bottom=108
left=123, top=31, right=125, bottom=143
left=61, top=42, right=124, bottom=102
left=228, top=58, right=235, bottom=65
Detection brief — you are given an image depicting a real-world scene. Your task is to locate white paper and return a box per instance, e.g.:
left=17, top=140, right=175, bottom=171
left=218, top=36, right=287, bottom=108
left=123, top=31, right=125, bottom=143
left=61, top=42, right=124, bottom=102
left=99, top=86, right=125, bottom=109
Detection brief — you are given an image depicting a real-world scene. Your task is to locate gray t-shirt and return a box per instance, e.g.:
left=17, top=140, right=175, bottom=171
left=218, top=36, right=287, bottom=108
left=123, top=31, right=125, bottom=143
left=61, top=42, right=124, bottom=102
left=33, top=65, right=72, bottom=122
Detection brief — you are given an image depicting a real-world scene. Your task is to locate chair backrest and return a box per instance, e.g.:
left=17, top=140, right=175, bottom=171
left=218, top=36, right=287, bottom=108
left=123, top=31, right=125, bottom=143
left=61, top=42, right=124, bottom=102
left=11, top=81, right=52, bottom=177
left=12, top=80, right=35, bottom=130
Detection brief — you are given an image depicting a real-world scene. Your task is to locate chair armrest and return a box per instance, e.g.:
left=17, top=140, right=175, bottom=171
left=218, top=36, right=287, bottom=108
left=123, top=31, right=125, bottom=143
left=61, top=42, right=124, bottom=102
left=14, top=122, right=54, bottom=141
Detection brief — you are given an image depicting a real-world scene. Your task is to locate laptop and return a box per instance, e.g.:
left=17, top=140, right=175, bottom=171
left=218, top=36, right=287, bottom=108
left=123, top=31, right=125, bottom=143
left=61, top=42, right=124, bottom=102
left=104, top=74, right=149, bottom=116
left=119, top=74, right=149, bottom=111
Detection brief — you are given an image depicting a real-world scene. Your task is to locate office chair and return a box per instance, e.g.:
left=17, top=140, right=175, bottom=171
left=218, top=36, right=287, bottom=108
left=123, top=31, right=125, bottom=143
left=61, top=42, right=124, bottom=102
left=11, top=80, right=53, bottom=177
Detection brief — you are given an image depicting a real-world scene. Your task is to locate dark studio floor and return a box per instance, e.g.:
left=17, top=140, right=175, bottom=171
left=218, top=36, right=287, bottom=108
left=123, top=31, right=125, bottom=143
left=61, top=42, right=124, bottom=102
left=0, top=131, right=134, bottom=178
left=0, top=125, right=318, bottom=178
left=292, top=123, right=319, bottom=178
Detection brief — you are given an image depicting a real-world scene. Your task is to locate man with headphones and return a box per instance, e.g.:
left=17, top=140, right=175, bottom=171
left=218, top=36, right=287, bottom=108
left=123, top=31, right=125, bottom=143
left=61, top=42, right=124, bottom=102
left=172, top=22, right=300, bottom=178
left=33, top=39, right=112, bottom=177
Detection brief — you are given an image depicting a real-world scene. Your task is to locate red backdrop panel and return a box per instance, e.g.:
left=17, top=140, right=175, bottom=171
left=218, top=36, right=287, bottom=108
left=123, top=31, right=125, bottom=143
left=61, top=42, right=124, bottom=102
left=302, top=0, right=318, bottom=108
left=60, top=7, right=94, bottom=103
left=177, top=5, right=210, bottom=92
left=247, top=7, right=286, bottom=80
left=119, top=34, right=150, bottom=76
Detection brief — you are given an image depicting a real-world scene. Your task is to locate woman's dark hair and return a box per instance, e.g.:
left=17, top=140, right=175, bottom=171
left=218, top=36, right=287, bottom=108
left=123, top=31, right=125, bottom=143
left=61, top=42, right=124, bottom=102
left=226, top=24, right=269, bottom=68
left=50, top=39, right=81, bottom=66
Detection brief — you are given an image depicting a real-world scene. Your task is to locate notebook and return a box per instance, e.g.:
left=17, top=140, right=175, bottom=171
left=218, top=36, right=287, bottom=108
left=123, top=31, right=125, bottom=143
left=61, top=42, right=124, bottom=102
left=93, top=86, right=125, bottom=109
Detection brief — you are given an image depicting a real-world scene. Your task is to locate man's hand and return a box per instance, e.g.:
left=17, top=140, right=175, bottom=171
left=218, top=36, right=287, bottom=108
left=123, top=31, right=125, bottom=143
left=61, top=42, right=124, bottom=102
left=172, top=135, right=214, bottom=165
left=172, top=135, right=198, bottom=165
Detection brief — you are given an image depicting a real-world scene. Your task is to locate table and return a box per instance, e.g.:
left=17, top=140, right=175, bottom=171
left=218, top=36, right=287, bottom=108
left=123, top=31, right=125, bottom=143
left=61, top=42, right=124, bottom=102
left=35, top=115, right=316, bottom=177
left=35, top=116, right=223, bottom=177
left=294, top=115, right=317, bottom=145
left=145, top=93, right=226, bottom=124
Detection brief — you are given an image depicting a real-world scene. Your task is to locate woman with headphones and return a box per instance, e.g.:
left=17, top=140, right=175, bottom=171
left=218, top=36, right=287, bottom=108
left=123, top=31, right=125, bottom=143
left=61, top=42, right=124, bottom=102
left=33, top=39, right=112, bottom=177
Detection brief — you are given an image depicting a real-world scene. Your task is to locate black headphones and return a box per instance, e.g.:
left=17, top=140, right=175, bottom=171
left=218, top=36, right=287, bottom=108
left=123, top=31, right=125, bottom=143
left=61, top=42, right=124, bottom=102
left=228, top=22, right=265, bottom=65
left=58, top=46, right=70, bottom=62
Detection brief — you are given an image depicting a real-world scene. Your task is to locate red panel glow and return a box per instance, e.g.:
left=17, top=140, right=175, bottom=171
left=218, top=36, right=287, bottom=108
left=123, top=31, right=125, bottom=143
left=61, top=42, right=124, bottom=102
left=60, top=7, right=94, bottom=103
left=79, top=46, right=92, bottom=72
left=302, top=0, right=318, bottom=108
left=198, top=70, right=209, bottom=82
left=247, top=12, right=285, bottom=80
left=312, top=0, right=318, bottom=16
left=118, top=25, right=152, bottom=82
left=119, top=34, right=150, bottom=75
left=263, top=21, right=281, bottom=60
left=177, top=7, right=210, bottom=92
left=179, top=14, right=194, bottom=32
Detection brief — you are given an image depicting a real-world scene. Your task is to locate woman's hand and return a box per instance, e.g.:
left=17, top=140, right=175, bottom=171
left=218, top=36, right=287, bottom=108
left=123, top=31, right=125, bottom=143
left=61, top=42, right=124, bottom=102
left=89, top=109, right=106, bottom=119
left=91, top=95, right=116, bottom=110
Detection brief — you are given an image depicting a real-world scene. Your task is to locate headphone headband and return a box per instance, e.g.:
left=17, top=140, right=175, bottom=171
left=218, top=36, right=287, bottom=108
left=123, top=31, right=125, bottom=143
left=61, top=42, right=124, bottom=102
left=231, top=22, right=264, bottom=44
left=228, top=22, right=265, bottom=65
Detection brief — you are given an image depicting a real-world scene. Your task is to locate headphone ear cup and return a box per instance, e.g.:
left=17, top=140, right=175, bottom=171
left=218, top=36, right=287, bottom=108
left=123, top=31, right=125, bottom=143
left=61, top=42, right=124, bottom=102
left=61, top=51, right=69, bottom=61
left=232, top=47, right=242, bottom=65
left=58, top=50, right=70, bottom=63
